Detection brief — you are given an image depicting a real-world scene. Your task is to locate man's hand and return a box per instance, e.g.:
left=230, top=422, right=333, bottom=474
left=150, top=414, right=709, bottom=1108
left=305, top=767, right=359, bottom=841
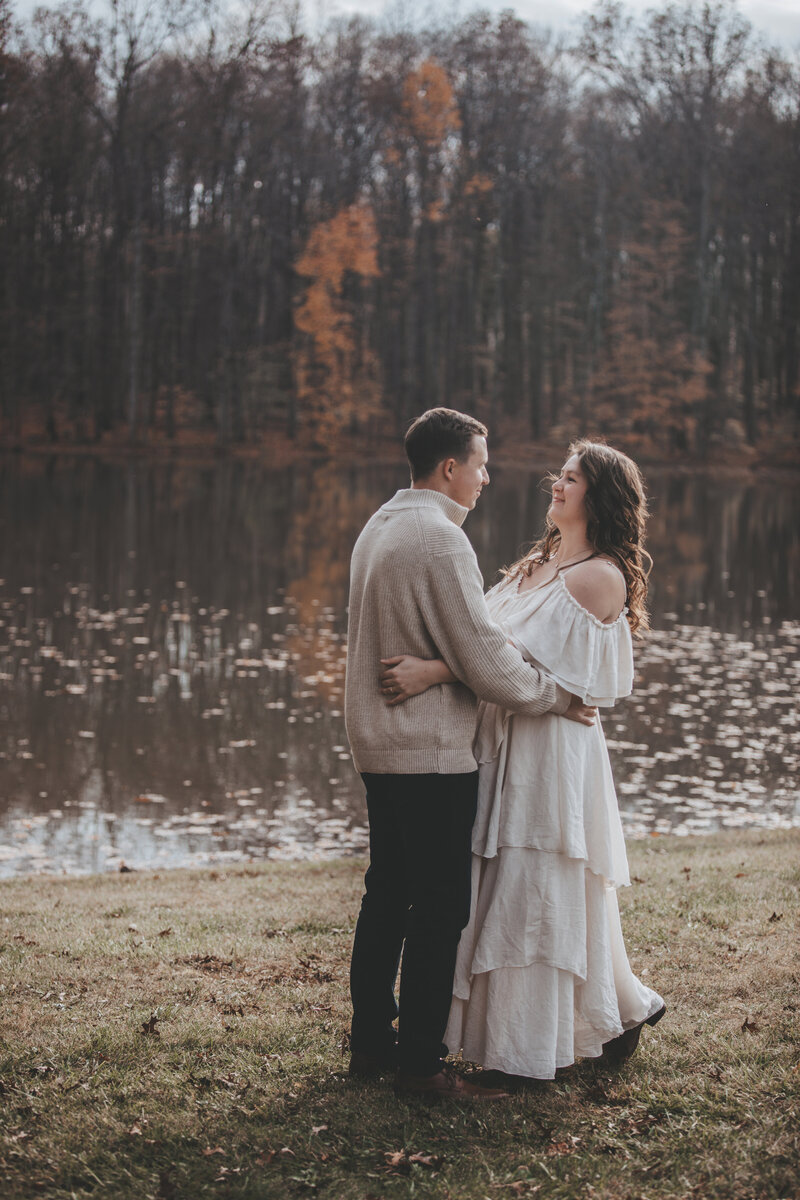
left=562, top=693, right=597, bottom=726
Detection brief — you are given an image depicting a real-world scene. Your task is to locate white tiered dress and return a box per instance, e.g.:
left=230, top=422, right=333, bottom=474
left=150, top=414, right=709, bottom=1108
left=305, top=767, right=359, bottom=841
left=444, top=570, right=664, bottom=1079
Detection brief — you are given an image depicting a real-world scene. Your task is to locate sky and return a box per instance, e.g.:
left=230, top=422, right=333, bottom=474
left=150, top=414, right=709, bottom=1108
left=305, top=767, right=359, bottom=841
left=325, top=0, right=800, bottom=49
left=10, top=0, right=800, bottom=49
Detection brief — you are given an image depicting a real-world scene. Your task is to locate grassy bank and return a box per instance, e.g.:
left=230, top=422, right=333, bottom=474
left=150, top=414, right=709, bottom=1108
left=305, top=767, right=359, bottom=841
left=1, top=829, right=798, bottom=1200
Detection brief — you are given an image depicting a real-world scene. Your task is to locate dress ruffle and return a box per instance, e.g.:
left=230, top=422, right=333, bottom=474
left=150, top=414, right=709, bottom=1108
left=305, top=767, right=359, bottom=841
left=445, top=854, right=664, bottom=1078
left=494, top=572, right=633, bottom=701
left=473, top=574, right=633, bottom=767
left=472, top=713, right=630, bottom=886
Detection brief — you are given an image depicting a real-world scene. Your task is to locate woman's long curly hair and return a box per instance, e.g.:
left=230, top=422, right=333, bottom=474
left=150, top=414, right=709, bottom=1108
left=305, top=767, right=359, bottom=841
left=506, top=440, right=652, bottom=634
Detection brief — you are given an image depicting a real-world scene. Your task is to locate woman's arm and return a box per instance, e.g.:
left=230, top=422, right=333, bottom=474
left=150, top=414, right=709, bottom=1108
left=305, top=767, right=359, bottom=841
left=379, top=656, right=455, bottom=706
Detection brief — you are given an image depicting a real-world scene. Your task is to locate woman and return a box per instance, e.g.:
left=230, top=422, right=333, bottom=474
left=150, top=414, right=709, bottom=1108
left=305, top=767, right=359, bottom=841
left=379, top=440, right=665, bottom=1081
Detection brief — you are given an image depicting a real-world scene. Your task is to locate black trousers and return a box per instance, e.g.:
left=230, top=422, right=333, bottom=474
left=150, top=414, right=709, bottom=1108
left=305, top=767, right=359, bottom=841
left=349, top=771, right=479, bottom=1077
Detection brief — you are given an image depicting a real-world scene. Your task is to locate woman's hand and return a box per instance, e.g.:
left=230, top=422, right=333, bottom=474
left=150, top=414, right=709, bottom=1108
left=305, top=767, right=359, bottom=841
left=379, top=656, right=454, bottom=705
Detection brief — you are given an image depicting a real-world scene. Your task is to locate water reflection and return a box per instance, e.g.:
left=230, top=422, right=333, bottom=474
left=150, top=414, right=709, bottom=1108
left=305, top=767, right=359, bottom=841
left=0, top=455, right=797, bottom=876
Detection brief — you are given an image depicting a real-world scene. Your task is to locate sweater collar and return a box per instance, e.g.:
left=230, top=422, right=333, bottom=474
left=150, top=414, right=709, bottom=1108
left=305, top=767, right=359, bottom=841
left=383, top=487, right=469, bottom=528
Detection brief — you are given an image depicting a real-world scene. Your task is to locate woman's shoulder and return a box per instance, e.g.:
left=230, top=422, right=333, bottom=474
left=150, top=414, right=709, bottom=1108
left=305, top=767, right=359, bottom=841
left=561, top=557, right=626, bottom=624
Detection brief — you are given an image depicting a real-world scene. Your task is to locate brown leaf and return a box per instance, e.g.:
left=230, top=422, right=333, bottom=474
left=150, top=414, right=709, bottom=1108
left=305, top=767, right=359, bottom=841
left=768, top=911, right=783, bottom=923
left=384, top=1149, right=441, bottom=1174
left=734, top=872, right=747, bottom=878
left=741, top=1015, right=759, bottom=1033
left=407, top=1152, right=443, bottom=1169
left=311, top=1124, right=328, bottom=1135
left=545, top=1136, right=580, bottom=1156
left=128, top=1124, right=143, bottom=1136
left=13, top=934, right=37, bottom=946
left=384, top=1150, right=410, bottom=1174
left=140, top=1014, right=160, bottom=1037
left=158, top=928, right=173, bottom=938
left=202, top=1146, right=225, bottom=1157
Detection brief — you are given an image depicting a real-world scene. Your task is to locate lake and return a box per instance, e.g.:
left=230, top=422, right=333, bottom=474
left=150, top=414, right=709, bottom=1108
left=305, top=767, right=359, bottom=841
left=0, top=454, right=797, bottom=876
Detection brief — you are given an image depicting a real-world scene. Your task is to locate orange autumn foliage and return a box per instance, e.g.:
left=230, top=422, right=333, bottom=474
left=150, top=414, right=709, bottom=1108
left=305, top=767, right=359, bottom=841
left=401, top=60, right=461, bottom=148
left=294, top=203, right=381, bottom=440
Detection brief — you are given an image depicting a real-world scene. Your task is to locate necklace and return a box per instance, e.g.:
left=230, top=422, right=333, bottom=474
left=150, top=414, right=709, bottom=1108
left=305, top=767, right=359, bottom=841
left=553, top=549, right=596, bottom=571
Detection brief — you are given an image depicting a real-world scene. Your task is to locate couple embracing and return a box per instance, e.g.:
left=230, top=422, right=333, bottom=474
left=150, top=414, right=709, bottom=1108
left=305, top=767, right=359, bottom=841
left=343, top=408, right=665, bottom=1100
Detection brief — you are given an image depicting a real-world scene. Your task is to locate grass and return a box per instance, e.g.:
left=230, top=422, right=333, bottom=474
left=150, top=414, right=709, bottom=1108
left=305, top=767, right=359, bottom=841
left=1, top=829, right=798, bottom=1200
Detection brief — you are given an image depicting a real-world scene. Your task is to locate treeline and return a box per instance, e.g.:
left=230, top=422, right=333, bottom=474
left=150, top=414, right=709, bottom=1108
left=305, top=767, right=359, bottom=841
left=1, top=0, right=798, bottom=455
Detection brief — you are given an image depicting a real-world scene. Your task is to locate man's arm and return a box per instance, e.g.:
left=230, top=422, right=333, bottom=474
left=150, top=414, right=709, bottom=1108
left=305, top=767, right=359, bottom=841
left=417, top=548, right=574, bottom=718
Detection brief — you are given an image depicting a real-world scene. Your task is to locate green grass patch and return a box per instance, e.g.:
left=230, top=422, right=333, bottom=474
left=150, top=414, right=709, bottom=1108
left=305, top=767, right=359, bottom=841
left=0, top=831, right=798, bottom=1199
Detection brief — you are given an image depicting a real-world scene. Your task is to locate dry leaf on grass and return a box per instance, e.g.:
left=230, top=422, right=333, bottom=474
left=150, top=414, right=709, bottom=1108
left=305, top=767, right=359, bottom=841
left=545, top=1136, right=580, bottom=1156
left=384, top=1149, right=443, bottom=1174
left=202, top=1146, right=226, bottom=1157
left=140, top=1014, right=160, bottom=1036
left=408, top=1152, right=443, bottom=1169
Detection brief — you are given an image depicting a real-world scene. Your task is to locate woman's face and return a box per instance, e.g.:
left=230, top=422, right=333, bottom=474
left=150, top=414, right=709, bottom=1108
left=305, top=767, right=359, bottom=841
left=549, top=453, right=588, bottom=529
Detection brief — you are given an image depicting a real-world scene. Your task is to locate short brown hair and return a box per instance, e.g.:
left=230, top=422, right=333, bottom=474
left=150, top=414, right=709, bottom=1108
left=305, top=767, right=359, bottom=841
left=404, top=408, right=488, bottom=481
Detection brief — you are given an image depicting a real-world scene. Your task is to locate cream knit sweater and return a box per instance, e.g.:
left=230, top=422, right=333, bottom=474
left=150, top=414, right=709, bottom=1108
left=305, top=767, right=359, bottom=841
left=344, top=488, right=570, bottom=774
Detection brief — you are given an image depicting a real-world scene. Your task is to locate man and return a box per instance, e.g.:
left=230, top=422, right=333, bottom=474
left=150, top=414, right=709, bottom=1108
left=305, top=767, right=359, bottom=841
left=344, top=408, right=595, bottom=1100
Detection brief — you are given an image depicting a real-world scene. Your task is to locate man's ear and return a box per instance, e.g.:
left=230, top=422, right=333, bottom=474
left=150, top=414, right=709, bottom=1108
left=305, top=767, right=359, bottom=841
left=442, top=457, right=456, bottom=480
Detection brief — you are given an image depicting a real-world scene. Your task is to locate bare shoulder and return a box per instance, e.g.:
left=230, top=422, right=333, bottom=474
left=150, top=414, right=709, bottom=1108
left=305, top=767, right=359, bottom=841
left=562, top=558, right=626, bottom=623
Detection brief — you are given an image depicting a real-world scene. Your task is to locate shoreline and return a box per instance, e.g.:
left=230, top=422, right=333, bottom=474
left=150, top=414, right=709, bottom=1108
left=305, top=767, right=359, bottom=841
left=1, top=435, right=798, bottom=479
left=2, top=814, right=800, bottom=883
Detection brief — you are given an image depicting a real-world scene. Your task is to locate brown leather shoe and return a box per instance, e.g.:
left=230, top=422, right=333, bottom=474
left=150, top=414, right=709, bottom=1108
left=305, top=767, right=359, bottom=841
left=600, top=1004, right=667, bottom=1065
left=394, top=1063, right=510, bottom=1100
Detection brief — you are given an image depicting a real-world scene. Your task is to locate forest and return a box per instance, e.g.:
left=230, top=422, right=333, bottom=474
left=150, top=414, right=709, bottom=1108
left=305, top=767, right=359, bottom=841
left=1, top=0, right=798, bottom=457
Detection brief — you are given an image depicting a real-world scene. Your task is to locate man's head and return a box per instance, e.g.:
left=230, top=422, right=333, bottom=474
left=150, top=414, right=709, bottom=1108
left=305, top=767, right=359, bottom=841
left=404, top=408, right=490, bottom=510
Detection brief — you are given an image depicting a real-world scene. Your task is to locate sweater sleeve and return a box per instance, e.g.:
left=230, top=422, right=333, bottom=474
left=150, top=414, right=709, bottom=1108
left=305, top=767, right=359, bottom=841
left=418, top=547, right=571, bottom=716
